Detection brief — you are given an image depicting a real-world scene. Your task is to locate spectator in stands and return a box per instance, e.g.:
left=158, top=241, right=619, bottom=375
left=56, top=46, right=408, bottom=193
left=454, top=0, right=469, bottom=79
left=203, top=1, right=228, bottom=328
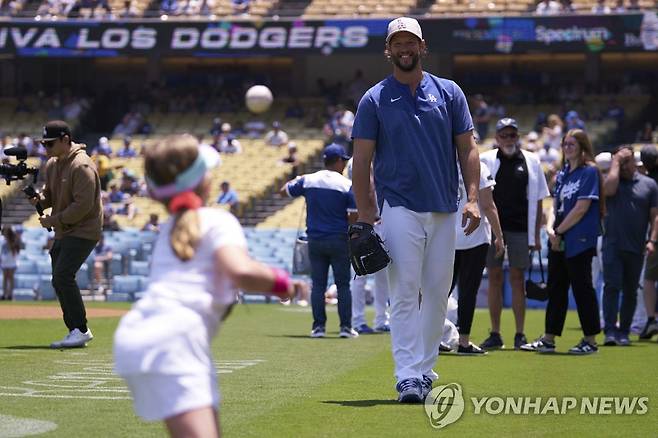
left=246, top=119, right=266, bottom=138
left=220, top=134, right=242, bottom=154
left=639, top=145, right=658, bottom=340
left=264, top=121, right=289, bottom=147
left=92, top=150, right=113, bottom=191
left=602, top=146, right=658, bottom=346
left=209, top=117, right=222, bottom=137
left=479, top=118, right=551, bottom=350
left=219, top=122, right=232, bottom=142
left=1, top=225, right=21, bottom=301
left=232, top=0, right=249, bottom=14
left=523, top=131, right=542, bottom=153
left=280, top=142, right=300, bottom=179
left=280, top=143, right=357, bottom=339
left=565, top=110, right=586, bottom=131
left=96, top=136, right=113, bottom=156
left=521, top=130, right=603, bottom=354
left=160, top=0, right=179, bottom=14
left=108, top=184, right=125, bottom=203
left=112, top=112, right=142, bottom=137
left=592, top=0, right=611, bottom=13
left=472, top=94, right=491, bottom=141
left=560, top=0, right=575, bottom=13
left=92, top=234, right=112, bottom=293
left=217, top=181, right=239, bottom=213
left=119, top=0, right=139, bottom=17
left=142, top=213, right=160, bottom=232
left=103, top=207, right=122, bottom=232
left=117, top=136, right=137, bottom=158
left=535, top=0, right=562, bottom=15
left=627, top=0, right=640, bottom=10
left=543, top=114, right=564, bottom=151
left=636, top=122, right=654, bottom=143
left=119, top=169, right=139, bottom=195
left=612, top=0, right=626, bottom=12
left=117, top=196, right=138, bottom=220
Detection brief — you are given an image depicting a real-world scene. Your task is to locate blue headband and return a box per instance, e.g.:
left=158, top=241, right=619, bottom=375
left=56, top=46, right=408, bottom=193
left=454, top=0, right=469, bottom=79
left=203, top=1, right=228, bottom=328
left=146, top=154, right=207, bottom=199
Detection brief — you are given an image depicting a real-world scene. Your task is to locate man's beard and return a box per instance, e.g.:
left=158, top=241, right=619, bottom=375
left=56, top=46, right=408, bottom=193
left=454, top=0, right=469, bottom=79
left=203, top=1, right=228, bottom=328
left=391, top=52, right=420, bottom=72
left=500, top=144, right=518, bottom=156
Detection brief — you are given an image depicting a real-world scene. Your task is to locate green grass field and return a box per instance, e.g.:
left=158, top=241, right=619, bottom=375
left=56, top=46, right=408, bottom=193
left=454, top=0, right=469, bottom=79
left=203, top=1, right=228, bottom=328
left=0, top=301, right=655, bottom=437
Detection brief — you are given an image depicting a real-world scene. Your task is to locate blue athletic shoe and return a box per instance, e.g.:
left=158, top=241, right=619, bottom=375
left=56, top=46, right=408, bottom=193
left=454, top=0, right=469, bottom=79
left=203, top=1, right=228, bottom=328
left=356, top=324, right=375, bottom=334
left=396, top=378, right=422, bottom=403
left=374, top=324, right=391, bottom=333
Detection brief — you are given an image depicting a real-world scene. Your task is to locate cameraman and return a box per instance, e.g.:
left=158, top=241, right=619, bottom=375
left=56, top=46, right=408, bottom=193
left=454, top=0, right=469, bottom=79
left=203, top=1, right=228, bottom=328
left=28, top=121, right=103, bottom=348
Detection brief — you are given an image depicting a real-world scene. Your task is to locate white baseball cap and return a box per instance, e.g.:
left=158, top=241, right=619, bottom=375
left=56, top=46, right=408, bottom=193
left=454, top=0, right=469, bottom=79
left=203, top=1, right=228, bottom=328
left=386, top=17, right=423, bottom=43
left=595, top=152, right=611, bottom=171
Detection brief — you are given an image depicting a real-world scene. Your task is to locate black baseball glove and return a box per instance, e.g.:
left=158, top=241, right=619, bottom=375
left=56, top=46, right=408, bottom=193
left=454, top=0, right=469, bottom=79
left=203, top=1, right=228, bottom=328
left=348, top=222, right=391, bottom=276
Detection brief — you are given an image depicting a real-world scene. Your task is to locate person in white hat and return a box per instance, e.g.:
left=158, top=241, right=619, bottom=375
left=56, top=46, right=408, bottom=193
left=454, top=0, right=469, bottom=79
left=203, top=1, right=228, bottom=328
left=351, top=17, right=481, bottom=403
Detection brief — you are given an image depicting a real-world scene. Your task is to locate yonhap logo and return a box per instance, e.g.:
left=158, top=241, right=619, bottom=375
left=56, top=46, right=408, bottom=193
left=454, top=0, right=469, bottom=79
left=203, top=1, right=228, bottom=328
left=424, top=383, right=465, bottom=429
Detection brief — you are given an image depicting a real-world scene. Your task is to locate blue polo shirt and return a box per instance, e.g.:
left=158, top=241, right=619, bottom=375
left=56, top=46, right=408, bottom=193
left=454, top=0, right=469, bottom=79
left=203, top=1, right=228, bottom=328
left=351, top=72, right=473, bottom=213
left=554, top=164, right=600, bottom=258
left=286, top=170, right=357, bottom=239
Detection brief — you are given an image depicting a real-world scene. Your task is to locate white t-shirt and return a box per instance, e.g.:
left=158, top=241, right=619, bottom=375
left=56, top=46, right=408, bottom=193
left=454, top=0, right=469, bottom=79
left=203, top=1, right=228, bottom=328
left=455, top=162, right=495, bottom=250
left=114, top=208, right=246, bottom=375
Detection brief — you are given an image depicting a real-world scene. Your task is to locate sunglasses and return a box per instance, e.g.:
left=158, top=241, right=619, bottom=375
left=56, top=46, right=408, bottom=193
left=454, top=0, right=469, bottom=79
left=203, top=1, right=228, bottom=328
left=41, top=139, right=57, bottom=148
left=562, top=142, right=578, bottom=149
left=498, top=132, right=519, bottom=140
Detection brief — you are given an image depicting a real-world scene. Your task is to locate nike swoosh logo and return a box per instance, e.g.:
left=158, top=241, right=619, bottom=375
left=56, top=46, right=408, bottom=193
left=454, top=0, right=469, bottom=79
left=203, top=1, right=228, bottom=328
left=390, top=97, right=401, bottom=102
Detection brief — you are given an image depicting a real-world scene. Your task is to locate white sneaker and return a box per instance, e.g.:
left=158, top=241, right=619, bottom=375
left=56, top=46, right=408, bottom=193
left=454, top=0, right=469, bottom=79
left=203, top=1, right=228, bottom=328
left=51, top=328, right=93, bottom=349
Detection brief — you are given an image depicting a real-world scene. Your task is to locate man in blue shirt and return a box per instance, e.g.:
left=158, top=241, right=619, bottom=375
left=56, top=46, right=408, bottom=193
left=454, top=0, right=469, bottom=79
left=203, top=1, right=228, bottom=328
left=217, top=181, right=239, bottom=214
left=281, top=143, right=358, bottom=339
left=351, top=17, right=481, bottom=403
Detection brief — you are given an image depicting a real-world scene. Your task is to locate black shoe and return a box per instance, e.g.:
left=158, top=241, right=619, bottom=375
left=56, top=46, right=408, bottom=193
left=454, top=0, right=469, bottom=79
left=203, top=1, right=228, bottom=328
left=568, top=339, right=598, bottom=355
left=479, top=332, right=504, bottom=350
left=457, top=343, right=488, bottom=355
left=514, top=333, right=528, bottom=350
left=638, top=319, right=658, bottom=340
left=438, top=342, right=453, bottom=353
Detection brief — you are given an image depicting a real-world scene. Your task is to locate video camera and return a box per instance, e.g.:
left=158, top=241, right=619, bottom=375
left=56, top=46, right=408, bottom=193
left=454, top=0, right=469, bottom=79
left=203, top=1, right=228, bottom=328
left=0, top=146, right=39, bottom=185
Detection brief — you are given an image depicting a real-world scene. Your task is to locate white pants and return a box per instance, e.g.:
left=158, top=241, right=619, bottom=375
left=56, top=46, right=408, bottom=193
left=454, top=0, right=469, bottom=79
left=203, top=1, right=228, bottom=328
left=381, top=201, right=456, bottom=384
left=351, top=268, right=391, bottom=328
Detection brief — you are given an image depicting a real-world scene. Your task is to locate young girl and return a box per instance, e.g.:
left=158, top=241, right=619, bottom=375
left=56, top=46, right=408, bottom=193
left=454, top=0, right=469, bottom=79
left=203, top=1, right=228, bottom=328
left=1, top=226, right=21, bottom=300
left=113, top=134, right=303, bottom=437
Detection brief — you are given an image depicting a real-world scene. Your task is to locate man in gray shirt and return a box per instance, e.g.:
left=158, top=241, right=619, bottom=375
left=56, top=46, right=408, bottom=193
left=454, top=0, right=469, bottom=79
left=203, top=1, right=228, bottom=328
left=602, top=146, right=658, bottom=346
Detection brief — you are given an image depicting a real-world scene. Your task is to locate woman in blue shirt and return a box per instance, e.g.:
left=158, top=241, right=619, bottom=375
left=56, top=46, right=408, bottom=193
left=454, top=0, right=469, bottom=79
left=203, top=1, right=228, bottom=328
left=521, top=129, right=604, bottom=354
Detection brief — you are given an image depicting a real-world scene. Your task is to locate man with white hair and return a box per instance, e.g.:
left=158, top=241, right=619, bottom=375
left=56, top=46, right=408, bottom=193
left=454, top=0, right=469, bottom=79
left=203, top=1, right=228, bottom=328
left=479, top=117, right=550, bottom=351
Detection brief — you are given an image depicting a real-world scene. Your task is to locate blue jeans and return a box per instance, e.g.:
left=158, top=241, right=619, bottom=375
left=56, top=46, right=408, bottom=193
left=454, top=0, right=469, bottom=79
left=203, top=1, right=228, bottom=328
left=308, top=236, right=352, bottom=329
left=602, top=248, right=643, bottom=336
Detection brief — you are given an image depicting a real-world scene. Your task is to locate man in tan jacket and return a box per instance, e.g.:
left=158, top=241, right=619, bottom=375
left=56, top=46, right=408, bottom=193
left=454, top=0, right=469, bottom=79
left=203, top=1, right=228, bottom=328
left=29, top=120, right=103, bottom=348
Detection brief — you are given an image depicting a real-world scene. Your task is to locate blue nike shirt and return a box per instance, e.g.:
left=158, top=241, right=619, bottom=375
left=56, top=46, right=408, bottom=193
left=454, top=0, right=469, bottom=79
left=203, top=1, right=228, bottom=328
left=352, top=72, right=474, bottom=213
left=286, top=170, right=357, bottom=239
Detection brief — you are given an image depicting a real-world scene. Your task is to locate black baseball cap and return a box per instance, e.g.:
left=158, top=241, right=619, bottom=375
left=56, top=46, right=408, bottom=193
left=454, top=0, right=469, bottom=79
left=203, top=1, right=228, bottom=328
left=40, top=120, right=71, bottom=141
left=495, top=117, right=519, bottom=132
